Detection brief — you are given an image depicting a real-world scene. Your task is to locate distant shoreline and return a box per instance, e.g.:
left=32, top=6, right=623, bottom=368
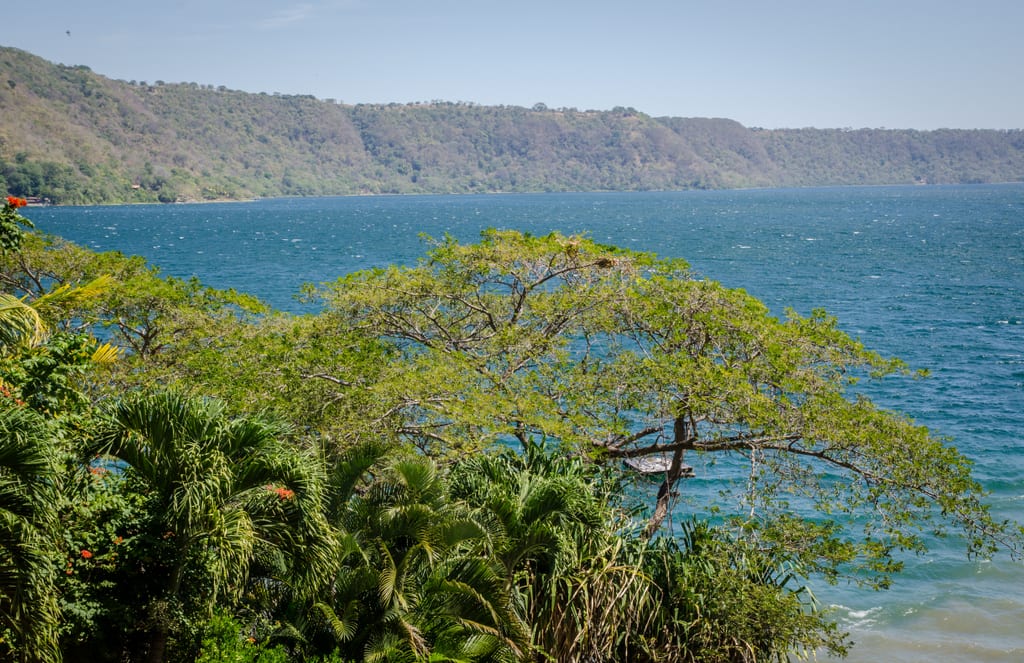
left=25, top=181, right=1024, bottom=208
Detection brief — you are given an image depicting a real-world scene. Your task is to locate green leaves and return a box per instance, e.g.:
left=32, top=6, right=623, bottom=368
left=0, top=198, right=33, bottom=256
left=311, top=229, right=1022, bottom=580
left=3, top=224, right=1016, bottom=661
left=91, top=391, right=333, bottom=662
left=0, top=404, right=62, bottom=662
left=301, top=447, right=527, bottom=662
left=649, top=519, right=851, bottom=661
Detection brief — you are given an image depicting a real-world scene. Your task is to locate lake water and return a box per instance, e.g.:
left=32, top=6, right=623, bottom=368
left=25, top=184, right=1024, bottom=661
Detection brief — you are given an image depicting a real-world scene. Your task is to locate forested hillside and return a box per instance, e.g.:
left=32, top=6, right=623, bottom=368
left=2, top=46, right=1022, bottom=204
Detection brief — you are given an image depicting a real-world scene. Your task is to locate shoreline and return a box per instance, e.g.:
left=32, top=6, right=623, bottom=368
left=22, top=180, right=1024, bottom=208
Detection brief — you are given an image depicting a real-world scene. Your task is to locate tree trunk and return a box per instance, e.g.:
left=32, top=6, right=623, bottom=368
left=644, top=446, right=687, bottom=538
left=644, top=415, right=691, bottom=538
left=146, top=559, right=186, bottom=663
left=146, top=622, right=170, bottom=663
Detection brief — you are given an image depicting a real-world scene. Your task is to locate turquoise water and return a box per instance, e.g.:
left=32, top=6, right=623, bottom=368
left=26, top=184, right=1024, bottom=661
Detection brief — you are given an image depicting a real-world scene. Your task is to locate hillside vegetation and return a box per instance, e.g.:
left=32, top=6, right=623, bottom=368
left=2, top=46, right=1023, bottom=204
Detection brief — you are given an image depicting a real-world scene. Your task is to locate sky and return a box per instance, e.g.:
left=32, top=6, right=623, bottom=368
left=5, top=0, right=1023, bottom=130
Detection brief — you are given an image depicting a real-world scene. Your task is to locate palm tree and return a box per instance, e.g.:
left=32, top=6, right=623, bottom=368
left=448, top=442, right=608, bottom=576
left=0, top=404, right=62, bottom=663
left=298, top=442, right=527, bottom=661
left=449, top=442, right=658, bottom=662
left=92, top=391, right=332, bottom=663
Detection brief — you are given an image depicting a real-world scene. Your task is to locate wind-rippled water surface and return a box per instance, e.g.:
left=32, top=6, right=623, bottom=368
left=27, top=184, right=1024, bottom=661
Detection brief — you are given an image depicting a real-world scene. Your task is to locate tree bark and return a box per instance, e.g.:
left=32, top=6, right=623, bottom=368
left=644, top=416, right=690, bottom=538
left=146, top=559, right=186, bottom=663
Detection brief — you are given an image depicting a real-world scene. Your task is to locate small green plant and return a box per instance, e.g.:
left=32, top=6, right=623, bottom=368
left=196, top=611, right=288, bottom=663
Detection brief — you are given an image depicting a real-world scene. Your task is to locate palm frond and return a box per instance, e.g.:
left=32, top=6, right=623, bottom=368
left=0, top=294, right=46, bottom=350
left=90, top=341, right=121, bottom=364
left=0, top=404, right=61, bottom=661
left=33, top=273, right=115, bottom=316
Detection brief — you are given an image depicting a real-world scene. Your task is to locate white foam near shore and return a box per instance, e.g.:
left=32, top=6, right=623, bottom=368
left=827, top=594, right=1024, bottom=662
left=837, top=629, right=1024, bottom=663
left=844, top=606, right=882, bottom=629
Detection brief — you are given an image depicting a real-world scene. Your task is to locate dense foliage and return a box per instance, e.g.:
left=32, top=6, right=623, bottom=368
left=2, top=46, right=1023, bottom=204
left=0, top=196, right=1021, bottom=662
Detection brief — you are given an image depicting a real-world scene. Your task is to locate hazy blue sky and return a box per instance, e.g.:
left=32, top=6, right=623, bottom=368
left=5, top=0, right=1022, bottom=129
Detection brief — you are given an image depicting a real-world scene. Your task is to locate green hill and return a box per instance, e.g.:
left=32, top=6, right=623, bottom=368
left=2, top=46, right=1022, bottom=204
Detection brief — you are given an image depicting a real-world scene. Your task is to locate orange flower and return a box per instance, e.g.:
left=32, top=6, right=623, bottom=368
left=80, top=549, right=93, bottom=559
left=114, top=536, right=124, bottom=545
left=266, top=485, right=296, bottom=500
left=5, top=196, right=27, bottom=208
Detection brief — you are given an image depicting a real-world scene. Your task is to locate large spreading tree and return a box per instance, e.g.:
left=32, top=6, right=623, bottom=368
left=308, top=230, right=1022, bottom=585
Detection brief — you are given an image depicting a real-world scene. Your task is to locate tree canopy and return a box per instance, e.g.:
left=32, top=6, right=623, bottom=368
left=309, top=230, right=1021, bottom=582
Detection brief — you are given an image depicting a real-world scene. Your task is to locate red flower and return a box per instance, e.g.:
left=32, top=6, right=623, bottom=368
left=80, top=549, right=93, bottom=559
left=5, top=196, right=27, bottom=208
